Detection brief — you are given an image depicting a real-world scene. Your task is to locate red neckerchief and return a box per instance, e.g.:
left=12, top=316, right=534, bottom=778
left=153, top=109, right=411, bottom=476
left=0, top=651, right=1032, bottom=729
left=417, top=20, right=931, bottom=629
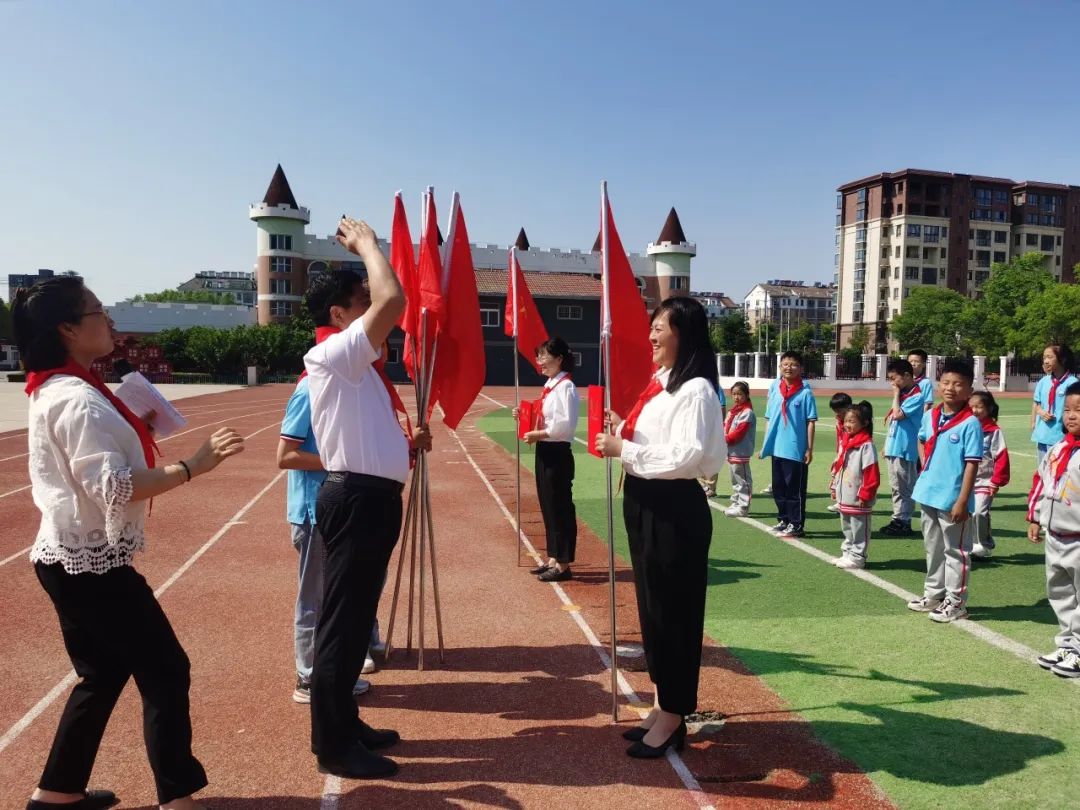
left=534, top=374, right=571, bottom=431
left=725, top=401, right=751, bottom=434
left=1048, top=372, right=1070, bottom=412
left=620, top=375, right=665, bottom=440
left=831, top=430, right=871, bottom=477
left=1053, top=434, right=1080, bottom=487
left=923, top=405, right=973, bottom=470
left=980, top=416, right=1000, bottom=434
left=25, top=360, right=157, bottom=469
left=779, top=377, right=803, bottom=425
left=886, top=384, right=919, bottom=420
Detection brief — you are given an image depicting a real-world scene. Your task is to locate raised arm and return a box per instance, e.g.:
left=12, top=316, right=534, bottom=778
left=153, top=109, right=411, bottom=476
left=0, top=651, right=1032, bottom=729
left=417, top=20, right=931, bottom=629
left=336, top=217, right=404, bottom=350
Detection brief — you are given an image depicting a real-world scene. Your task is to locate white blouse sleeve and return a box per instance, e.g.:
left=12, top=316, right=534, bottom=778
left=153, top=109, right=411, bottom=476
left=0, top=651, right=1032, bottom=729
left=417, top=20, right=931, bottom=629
left=619, top=391, right=713, bottom=479
left=544, top=384, right=578, bottom=443
left=304, top=316, right=378, bottom=384
left=56, top=396, right=136, bottom=546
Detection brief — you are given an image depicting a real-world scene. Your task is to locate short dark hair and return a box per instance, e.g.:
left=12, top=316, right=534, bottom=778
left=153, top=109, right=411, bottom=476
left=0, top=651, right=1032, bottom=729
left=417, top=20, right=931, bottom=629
left=887, top=358, right=914, bottom=377
left=304, top=270, right=367, bottom=327
left=1045, top=343, right=1076, bottom=374
left=846, top=400, right=874, bottom=432
left=11, top=276, right=88, bottom=371
left=536, top=336, right=575, bottom=373
left=829, top=392, right=852, bottom=412
left=1064, top=381, right=1080, bottom=400
left=731, top=381, right=750, bottom=399
left=651, top=297, right=718, bottom=394
left=780, top=350, right=804, bottom=365
left=970, top=390, right=999, bottom=420
left=907, top=349, right=928, bottom=363
left=940, top=359, right=974, bottom=384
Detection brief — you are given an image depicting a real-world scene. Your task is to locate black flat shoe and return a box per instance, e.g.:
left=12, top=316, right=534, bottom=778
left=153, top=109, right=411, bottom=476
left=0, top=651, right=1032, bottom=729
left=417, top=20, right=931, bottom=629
left=358, top=719, right=400, bottom=750
left=538, top=567, right=572, bottom=582
left=626, top=720, right=687, bottom=758
left=622, top=726, right=648, bottom=741
left=529, top=564, right=551, bottom=575
left=27, top=790, right=119, bottom=810
left=318, top=741, right=398, bottom=779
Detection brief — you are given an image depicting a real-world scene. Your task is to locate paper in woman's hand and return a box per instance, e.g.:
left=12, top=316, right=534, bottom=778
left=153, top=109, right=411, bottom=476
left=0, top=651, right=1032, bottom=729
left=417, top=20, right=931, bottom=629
left=113, top=372, right=188, bottom=438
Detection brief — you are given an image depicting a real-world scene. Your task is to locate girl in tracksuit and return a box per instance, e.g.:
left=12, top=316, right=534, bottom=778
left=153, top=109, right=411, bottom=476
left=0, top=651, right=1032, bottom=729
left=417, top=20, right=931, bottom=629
left=724, top=381, right=757, bottom=517
left=1028, top=381, right=1080, bottom=678
left=830, top=401, right=881, bottom=570
left=970, top=392, right=1010, bottom=560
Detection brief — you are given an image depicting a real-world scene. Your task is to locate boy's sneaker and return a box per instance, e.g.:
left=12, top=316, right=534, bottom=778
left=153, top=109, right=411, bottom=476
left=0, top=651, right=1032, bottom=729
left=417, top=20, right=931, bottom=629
left=833, top=555, right=865, bottom=570
left=769, top=520, right=788, bottom=534
left=971, top=542, right=992, bottom=560
left=929, top=598, right=969, bottom=623
left=778, top=524, right=805, bottom=539
left=1050, top=650, right=1080, bottom=678
left=1037, top=647, right=1070, bottom=670
left=826, top=503, right=840, bottom=513
left=293, top=676, right=371, bottom=704
left=724, top=505, right=748, bottom=517
left=879, top=520, right=913, bottom=536
left=907, top=596, right=944, bottom=613
left=362, top=652, right=377, bottom=675
left=761, top=484, right=773, bottom=494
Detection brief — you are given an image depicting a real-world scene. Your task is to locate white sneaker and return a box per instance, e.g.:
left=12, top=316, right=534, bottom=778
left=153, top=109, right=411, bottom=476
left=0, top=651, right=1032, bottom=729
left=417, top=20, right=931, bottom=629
left=826, top=503, right=840, bottom=513
left=1051, top=650, right=1080, bottom=678
left=929, top=599, right=969, bottom=623
left=362, top=652, right=377, bottom=675
left=724, top=505, right=748, bottom=517
left=760, top=485, right=773, bottom=494
left=1038, top=647, right=1070, bottom=670
left=971, top=542, right=992, bottom=560
left=834, top=556, right=865, bottom=570
left=907, top=596, right=944, bottom=613
left=769, top=520, right=788, bottom=535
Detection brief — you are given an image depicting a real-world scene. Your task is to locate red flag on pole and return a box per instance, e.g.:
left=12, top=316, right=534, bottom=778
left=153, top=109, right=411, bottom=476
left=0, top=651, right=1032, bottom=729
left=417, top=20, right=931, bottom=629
left=390, top=192, right=420, bottom=380
left=601, top=185, right=653, bottom=417
left=405, top=189, right=444, bottom=381
left=431, top=193, right=486, bottom=429
left=504, top=248, right=549, bottom=373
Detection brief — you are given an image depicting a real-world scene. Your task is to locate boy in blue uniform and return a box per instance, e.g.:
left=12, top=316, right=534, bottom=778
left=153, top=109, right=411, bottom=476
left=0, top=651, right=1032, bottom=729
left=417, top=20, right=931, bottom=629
left=760, top=350, right=818, bottom=538
left=907, top=349, right=934, bottom=412
left=907, top=360, right=983, bottom=623
left=881, top=359, right=922, bottom=536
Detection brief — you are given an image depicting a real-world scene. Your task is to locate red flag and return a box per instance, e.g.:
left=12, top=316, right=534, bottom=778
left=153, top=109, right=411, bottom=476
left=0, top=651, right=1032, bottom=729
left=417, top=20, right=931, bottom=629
left=432, top=194, right=486, bottom=429
left=601, top=185, right=653, bottom=417
left=504, top=248, right=549, bottom=373
left=389, top=193, right=420, bottom=379
left=405, top=189, right=444, bottom=381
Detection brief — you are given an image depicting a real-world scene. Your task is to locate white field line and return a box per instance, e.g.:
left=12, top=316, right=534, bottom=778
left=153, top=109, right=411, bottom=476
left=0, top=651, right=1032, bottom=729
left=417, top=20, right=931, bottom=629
left=0, top=485, right=31, bottom=500
left=0, top=426, right=286, bottom=756
left=0, top=432, right=28, bottom=443
left=0, top=545, right=32, bottom=569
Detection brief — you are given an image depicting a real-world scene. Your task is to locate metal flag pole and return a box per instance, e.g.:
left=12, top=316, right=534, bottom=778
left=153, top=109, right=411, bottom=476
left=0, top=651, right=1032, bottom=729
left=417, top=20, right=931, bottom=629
left=511, top=247, right=524, bottom=567
left=600, top=180, right=619, bottom=724
left=422, top=452, right=445, bottom=661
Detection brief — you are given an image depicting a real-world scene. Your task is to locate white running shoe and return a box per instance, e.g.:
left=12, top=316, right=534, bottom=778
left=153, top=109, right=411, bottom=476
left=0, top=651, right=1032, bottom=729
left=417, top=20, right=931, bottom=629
left=907, top=596, right=944, bottom=613
left=826, top=503, right=840, bottom=513
left=760, top=484, right=773, bottom=494
left=929, top=599, right=969, bottom=623
left=1051, top=650, right=1080, bottom=678
left=971, top=542, right=992, bottom=560
left=834, top=556, right=865, bottom=570
left=1038, top=647, right=1070, bottom=670
left=724, top=505, right=748, bottom=517
left=362, top=652, right=377, bottom=675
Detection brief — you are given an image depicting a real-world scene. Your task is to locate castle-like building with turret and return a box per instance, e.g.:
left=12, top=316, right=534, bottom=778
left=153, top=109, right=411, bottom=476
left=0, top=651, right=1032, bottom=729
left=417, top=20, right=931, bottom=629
left=250, top=166, right=695, bottom=384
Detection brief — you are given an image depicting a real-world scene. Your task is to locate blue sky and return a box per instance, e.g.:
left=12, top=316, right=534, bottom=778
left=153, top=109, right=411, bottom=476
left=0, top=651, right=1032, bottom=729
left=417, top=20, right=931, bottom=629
left=2, top=0, right=1080, bottom=306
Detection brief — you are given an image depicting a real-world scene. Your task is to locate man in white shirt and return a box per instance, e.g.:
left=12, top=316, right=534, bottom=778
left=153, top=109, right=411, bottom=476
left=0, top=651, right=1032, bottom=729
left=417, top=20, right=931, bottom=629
left=303, top=217, right=425, bottom=780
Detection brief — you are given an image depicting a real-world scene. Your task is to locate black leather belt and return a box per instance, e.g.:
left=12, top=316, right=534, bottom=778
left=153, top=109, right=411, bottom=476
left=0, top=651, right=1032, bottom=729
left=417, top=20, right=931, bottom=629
left=324, top=472, right=404, bottom=494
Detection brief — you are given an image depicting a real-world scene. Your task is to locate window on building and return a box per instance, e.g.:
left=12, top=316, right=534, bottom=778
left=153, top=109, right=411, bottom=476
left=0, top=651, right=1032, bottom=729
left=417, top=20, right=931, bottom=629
left=557, top=304, right=583, bottom=320
left=387, top=345, right=401, bottom=364
left=993, top=230, right=1006, bottom=244
left=974, top=188, right=992, bottom=206
left=270, top=257, right=291, bottom=273
left=922, top=267, right=937, bottom=285
left=994, top=190, right=1008, bottom=204
left=480, top=308, right=501, bottom=328
left=855, top=228, right=867, bottom=242
left=897, top=203, right=903, bottom=214
left=905, top=266, right=919, bottom=280
left=907, top=224, right=921, bottom=237
left=1015, top=233, right=1022, bottom=246
left=881, top=247, right=889, bottom=259
left=904, top=246, right=917, bottom=259
left=857, top=188, right=867, bottom=202
left=270, top=301, right=292, bottom=317
left=940, top=248, right=947, bottom=260
left=572, top=351, right=583, bottom=368
left=894, top=245, right=901, bottom=258
left=836, top=194, right=842, bottom=209
left=1041, top=234, right=1055, bottom=251
left=270, top=279, right=292, bottom=295
left=1028, top=193, right=1040, bottom=206
left=894, top=224, right=902, bottom=236
left=923, top=225, right=940, bottom=243
left=976, top=250, right=991, bottom=268
left=976, top=229, right=991, bottom=246
left=856, top=203, right=866, bottom=222
left=269, top=234, right=293, bottom=251
left=1056, top=255, right=1062, bottom=266
left=1026, top=233, right=1039, bottom=246
left=893, top=288, right=899, bottom=299
left=897, top=182, right=904, bottom=193
left=993, top=251, right=1006, bottom=263
left=1057, top=235, right=1063, bottom=246
left=893, top=267, right=900, bottom=279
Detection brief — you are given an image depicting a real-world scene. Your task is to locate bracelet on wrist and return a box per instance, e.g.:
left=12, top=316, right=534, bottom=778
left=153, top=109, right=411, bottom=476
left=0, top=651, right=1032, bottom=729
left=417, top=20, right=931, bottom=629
left=178, top=460, right=192, bottom=482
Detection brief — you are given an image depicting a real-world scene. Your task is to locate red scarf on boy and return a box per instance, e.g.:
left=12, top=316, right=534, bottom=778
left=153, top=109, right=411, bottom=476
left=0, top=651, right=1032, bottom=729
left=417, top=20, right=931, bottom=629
left=779, top=377, right=803, bottom=425
left=922, top=404, right=973, bottom=471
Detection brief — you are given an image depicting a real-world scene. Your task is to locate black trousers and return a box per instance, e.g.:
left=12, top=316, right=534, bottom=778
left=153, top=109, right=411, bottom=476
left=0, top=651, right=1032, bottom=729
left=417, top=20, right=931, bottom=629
left=623, top=475, right=712, bottom=716
left=311, top=474, right=403, bottom=760
left=534, top=441, right=577, bottom=564
left=34, top=562, right=207, bottom=805
left=771, top=457, right=809, bottom=529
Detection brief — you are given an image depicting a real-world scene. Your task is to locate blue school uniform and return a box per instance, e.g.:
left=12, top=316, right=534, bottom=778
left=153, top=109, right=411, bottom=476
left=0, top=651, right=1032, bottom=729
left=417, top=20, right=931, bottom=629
left=760, top=379, right=818, bottom=462
left=1031, top=373, right=1079, bottom=448
left=280, top=378, right=327, bottom=525
left=914, top=376, right=935, bottom=411
left=912, top=409, right=983, bottom=512
left=884, top=386, right=923, bottom=463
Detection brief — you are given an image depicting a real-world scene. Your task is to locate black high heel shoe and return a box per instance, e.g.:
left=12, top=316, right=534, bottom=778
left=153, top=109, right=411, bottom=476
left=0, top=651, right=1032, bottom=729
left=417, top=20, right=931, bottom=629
left=626, top=720, right=687, bottom=758
left=27, top=790, right=119, bottom=810
left=622, top=725, right=648, bottom=741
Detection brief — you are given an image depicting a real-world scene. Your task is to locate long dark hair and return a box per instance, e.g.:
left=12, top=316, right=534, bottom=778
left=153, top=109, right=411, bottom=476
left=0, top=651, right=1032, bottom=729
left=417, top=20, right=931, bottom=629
left=846, top=400, right=874, bottom=435
left=1046, top=343, right=1076, bottom=374
left=970, top=390, right=999, bottom=420
left=536, top=336, right=575, bottom=373
left=11, top=276, right=88, bottom=371
left=652, top=296, right=718, bottom=394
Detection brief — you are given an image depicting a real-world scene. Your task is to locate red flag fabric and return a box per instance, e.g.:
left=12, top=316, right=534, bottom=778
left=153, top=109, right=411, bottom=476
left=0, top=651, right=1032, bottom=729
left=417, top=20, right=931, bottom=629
left=406, top=191, right=444, bottom=381
left=390, top=193, right=421, bottom=380
left=602, top=193, right=653, bottom=417
left=504, top=249, right=549, bottom=373
left=587, top=385, right=606, bottom=458
left=432, top=197, right=486, bottom=429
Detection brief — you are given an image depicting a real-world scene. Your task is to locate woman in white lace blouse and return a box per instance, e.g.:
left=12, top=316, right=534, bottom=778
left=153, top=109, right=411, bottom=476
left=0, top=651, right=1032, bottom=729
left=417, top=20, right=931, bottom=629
left=14, top=277, right=244, bottom=810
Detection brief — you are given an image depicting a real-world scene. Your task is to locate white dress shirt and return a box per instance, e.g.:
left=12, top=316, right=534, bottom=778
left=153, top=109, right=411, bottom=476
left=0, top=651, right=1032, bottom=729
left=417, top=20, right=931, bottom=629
left=619, top=368, right=727, bottom=480
left=539, top=372, right=580, bottom=443
left=28, top=376, right=148, bottom=574
left=303, top=316, right=410, bottom=483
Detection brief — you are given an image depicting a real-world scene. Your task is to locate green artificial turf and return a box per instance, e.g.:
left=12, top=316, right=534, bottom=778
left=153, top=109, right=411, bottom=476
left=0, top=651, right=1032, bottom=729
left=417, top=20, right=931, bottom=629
left=477, top=393, right=1080, bottom=810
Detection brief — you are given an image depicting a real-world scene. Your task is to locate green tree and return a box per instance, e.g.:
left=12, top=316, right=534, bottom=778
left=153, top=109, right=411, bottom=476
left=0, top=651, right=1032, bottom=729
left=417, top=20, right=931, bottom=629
left=130, top=289, right=238, bottom=305
left=847, top=324, right=871, bottom=353
left=0, top=297, right=12, bottom=341
left=1010, top=285, right=1080, bottom=355
left=709, top=313, right=753, bottom=353
left=889, top=288, right=975, bottom=354
left=969, top=252, right=1055, bottom=354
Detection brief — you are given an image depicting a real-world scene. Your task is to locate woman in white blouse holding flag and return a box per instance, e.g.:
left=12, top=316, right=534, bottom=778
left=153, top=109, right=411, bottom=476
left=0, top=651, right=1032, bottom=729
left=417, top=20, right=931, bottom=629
left=595, top=296, right=726, bottom=759
left=13, top=276, right=244, bottom=810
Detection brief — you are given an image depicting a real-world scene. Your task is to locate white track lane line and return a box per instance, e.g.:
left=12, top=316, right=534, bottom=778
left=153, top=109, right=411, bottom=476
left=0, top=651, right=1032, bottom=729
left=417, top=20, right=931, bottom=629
left=0, top=485, right=31, bottom=500
left=0, top=432, right=28, bottom=443
left=0, top=423, right=286, bottom=755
